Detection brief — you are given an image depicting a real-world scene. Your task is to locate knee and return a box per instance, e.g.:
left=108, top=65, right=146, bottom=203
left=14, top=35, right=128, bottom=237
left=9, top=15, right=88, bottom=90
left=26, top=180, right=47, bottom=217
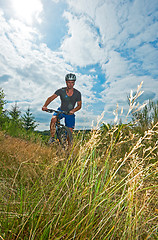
left=69, top=128, right=73, bottom=133
left=51, top=117, right=57, bottom=124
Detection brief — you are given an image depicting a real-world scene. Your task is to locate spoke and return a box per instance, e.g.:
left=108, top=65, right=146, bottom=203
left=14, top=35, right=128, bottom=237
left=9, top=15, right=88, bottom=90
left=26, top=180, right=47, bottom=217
left=58, top=126, right=72, bottom=148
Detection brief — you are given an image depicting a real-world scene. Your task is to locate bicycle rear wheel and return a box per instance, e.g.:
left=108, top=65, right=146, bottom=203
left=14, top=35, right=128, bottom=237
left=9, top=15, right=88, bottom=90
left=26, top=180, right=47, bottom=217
left=58, top=126, right=73, bottom=148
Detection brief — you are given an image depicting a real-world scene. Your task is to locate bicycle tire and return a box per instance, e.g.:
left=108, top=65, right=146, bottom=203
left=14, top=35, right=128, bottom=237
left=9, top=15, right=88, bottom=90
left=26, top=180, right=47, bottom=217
left=58, top=126, right=73, bottom=148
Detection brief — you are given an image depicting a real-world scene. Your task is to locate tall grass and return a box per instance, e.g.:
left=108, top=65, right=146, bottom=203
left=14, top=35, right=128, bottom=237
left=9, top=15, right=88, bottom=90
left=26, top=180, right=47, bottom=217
left=0, top=118, right=157, bottom=239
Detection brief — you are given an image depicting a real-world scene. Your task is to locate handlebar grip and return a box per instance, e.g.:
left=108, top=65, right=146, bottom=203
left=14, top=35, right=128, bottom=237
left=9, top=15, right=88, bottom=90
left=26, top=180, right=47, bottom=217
left=62, top=111, right=69, bottom=115
left=45, top=109, right=69, bottom=115
left=45, top=109, right=54, bottom=113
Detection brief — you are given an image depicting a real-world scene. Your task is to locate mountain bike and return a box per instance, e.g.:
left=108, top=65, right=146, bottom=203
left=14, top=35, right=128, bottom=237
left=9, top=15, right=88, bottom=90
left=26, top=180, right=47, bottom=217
left=45, top=109, right=73, bottom=148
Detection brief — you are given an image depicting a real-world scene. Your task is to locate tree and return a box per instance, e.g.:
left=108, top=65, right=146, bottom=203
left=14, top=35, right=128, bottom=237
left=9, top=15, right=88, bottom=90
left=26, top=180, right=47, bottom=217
left=149, top=100, right=158, bottom=125
left=131, top=100, right=158, bottom=132
left=0, top=88, right=8, bottom=128
left=22, top=107, right=38, bottom=131
left=0, top=88, right=7, bottom=113
left=9, top=102, right=21, bottom=122
left=4, top=102, right=22, bottom=136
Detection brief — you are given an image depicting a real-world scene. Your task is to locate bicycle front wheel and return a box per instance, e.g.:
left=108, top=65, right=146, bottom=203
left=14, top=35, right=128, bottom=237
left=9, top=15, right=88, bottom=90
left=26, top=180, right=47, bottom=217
left=58, top=126, right=73, bottom=148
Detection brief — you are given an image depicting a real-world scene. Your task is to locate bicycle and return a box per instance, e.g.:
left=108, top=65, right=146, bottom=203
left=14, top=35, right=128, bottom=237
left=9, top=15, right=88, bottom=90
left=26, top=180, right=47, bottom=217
left=45, top=109, right=73, bottom=148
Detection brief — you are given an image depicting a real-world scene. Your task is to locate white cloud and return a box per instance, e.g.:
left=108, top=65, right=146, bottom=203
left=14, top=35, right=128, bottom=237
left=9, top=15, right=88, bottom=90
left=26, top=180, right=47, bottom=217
left=102, top=51, right=129, bottom=83
left=101, top=75, right=158, bottom=121
left=95, top=1, right=121, bottom=44
left=124, top=0, right=157, bottom=36
left=51, top=0, right=60, bottom=3
left=11, top=0, right=43, bottom=25
left=0, top=9, right=96, bottom=129
left=127, top=22, right=158, bottom=48
left=61, top=11, right=106, bottom=67
left=135, top=44, right=158, bottom=75
left=62, top=0, right=157, bottom=86
left=0, top=0, right=158, bottom=130
left=67, top=0, right=100, bottom=19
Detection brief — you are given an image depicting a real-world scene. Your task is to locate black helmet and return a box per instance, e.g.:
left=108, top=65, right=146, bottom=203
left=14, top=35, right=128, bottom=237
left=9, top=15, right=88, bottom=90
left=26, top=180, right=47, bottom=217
left=65, top=73, right=76, bottom=81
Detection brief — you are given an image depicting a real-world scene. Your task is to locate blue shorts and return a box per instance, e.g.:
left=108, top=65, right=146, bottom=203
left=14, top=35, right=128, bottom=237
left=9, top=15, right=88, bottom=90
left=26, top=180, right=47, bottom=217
left=53, top=108, right=75, bottom=129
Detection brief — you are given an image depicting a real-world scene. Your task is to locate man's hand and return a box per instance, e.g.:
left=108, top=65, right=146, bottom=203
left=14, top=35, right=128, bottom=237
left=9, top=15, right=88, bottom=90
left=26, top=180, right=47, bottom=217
left=42, top=106, right=48, bottom=111
left=69, top=101, right=82, bottom=115
left=69, top=110, right=75, bottom=115
left=42, top=94, right=58, bottom=112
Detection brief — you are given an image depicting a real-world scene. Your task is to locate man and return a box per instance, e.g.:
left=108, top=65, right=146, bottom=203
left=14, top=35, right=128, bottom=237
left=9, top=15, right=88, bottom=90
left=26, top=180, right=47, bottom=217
left=42, top=73, right=82, bottom=144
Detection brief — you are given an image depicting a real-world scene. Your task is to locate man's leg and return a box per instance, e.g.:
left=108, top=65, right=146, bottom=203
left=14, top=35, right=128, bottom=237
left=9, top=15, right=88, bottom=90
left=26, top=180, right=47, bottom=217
left=65, top=114, right=75, bottom=130
left=66, top=127, right=72, bottom=146
left=48, top=116, right=57, bottom=144
left=50, top=116, right=57, bottom=137
left=65, top=115, right=75, bottom=146
left=69, top=128, right=73, bottom=133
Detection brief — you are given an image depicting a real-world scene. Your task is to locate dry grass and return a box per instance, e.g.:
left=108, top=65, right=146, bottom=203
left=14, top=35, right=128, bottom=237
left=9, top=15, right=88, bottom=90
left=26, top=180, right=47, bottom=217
left=0, top=122, right=157, bottom=240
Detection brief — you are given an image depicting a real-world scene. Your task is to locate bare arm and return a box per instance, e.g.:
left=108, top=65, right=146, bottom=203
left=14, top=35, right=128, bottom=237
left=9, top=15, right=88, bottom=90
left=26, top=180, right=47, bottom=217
left=42, top=94, right=58, bottom=111
left=69, top=101, right=82, bottom=114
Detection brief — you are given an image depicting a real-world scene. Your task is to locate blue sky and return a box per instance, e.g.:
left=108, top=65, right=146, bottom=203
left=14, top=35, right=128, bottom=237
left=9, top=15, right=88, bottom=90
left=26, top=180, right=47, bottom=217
left=0, top=0, right=158, bottom=130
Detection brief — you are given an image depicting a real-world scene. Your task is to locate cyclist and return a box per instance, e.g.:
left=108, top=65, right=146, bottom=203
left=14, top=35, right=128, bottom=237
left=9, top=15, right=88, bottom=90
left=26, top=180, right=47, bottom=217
left=42, top=73, right=82, bottom=144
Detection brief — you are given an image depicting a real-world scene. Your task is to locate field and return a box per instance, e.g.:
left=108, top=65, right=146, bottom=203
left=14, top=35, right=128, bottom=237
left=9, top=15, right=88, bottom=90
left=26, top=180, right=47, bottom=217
left=0, top=121, right=158, bottom=240
left=0, top=122, right=158, bottom=240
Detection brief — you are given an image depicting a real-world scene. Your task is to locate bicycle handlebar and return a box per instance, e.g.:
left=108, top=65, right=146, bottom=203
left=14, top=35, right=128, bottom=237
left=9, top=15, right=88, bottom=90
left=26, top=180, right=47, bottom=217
left=45, top=108, right=69, bottom=115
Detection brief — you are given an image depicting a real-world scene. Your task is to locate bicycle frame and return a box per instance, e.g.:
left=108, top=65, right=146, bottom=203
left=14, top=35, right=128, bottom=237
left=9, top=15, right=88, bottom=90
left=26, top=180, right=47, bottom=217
left=45, top=109, right=72, bottom=147
left=46, top=108, right=68, bottom=127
